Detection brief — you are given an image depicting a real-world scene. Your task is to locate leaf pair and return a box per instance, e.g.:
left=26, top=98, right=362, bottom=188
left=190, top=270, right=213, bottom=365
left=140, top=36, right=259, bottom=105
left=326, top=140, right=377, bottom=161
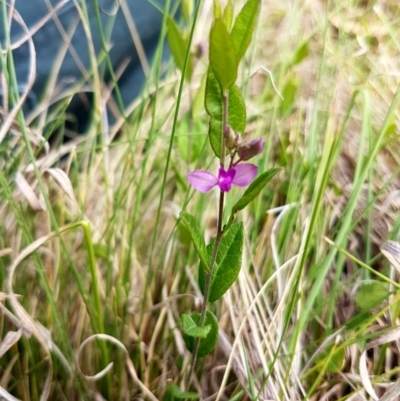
left=179, top=213, right=245, bottom=302
left=205, top=71, right=246, bottom=157
left=209, top=0, right=261, bottom=92
left=198, top=222, right=244, bottom=302
left=206, top=0, right=261, bottom=157
left=182, top=311, right=219, bottom=357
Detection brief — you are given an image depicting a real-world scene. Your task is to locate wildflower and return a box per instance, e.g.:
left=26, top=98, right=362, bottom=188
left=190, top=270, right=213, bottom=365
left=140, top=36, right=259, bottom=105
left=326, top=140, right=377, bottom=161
left=237, top=138, right=264, bottom=161
left=187, top=164, right=257, bottom=193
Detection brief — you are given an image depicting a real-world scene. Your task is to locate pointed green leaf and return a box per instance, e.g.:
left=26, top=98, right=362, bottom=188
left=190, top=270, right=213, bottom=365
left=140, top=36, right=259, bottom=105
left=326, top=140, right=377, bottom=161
left=222, top=0, right=234, bottom=31
left=316, top=347, right=345, bottom=373
left=180, top=211, right=210, bottom=272
left=213, top=0, right=222, bottom=19
left=92, top=243, right=109, bottom=260
left=163, top=383, right=199, bottom=401
left=182, top=314, right=211, bottom=338
left=180, top=0, right=193, bottom=24
left=205, top=70, right=223, bottom=118
left=177, top=215, right=191, bottom=246
left=192, top=72, right=207, bottom=118
left=356, top=281, right=389, bottom=310
left=279, top=78, right=299, bottom=116
left=199, top=222, right=243, bottom=302
left=225, top=168, right=281, bottom=231
left=230, top=0, right=261, bottom=61
left=183, top=311, right=219, bottom=357
left=228, top=83, right=247, bottom=132
left=326, top=348, right=345, bottom=373
left=232, top=168, right=280, bottom=212
left=167, top=17, right=193, bottom=82
left=205, top=71, right=246, bottom=157
left=208, top=118, right=223, bottom=158
left=292, top=41, right=309, bottom=66
left=209, top=19, right=237, bottom=91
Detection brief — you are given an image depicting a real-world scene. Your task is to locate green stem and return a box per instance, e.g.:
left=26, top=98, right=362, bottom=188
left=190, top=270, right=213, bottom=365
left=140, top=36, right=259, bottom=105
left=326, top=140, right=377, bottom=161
left=90, top=0, right=126, bottom=120
left=81, top=221, right=104, bottom=333
left=221, top=93, right=228, bottom=168
left=81, top=220, right=112, bottom=397
left=187, top=191, right=224, bottom=383
left=187, top=92, right=229, bottom=388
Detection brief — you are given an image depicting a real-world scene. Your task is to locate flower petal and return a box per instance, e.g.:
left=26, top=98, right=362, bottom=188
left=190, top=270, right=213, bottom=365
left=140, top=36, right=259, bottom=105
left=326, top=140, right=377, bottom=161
left=187, top=170, right=218, bottom=192
left=232, top=163, right=258, bottom=187
left=218, top=168, right=236, bottom=192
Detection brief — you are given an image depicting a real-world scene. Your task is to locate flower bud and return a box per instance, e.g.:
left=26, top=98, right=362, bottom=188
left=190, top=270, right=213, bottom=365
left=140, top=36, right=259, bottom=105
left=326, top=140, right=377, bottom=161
left=237, top=138, right=264, bottom=160
left=224, top=125, right=237, bottom=150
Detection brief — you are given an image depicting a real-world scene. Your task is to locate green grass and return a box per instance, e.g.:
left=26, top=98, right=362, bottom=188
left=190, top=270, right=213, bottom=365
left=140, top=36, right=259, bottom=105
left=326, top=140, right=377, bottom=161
left=1, top=0, right=400, bottom=400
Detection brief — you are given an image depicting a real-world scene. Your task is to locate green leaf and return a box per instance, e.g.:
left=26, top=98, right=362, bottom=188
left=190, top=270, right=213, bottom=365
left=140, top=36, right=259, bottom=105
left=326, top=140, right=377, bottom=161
left=344, top=310, right=371, bottom=330
left=205, top=70, right=223, bottom=118
left=208, top=118, right=223, bottom=158
left=182, top=314, right=211, bottom=338
left=180, top=0, right=193, bottom=24
left=167, top=17, right=193, bottom=82
left=205, top=71, right=246, bottom=157
left=180, top=211, right=210, bottom=272
left=230, top=0, right=261, bottom=61
left=92, top=243, right=108, bottom=260
left=316, top=347, right=345, bottom=373
left=199, top=222, right=244, bottom=302
left=163, top=383, right=199, bottom=401
left=228, top=84, right=247, bottom=132
left=355, top=281, right=389, bottom=310
left=209, top=19, right=237, bottom=91
left=213, top=0, right=222, bottom=19
left=192, top=72, right=207, bottom=118
left=279, top=78, right=299, bottom=116
left=225, top=168, right=280, bottom=231
left=226, top=168, right=280, bottom=229
left=177, top=217, right=191, bottom=247
left=176, top=112, right=205, bottom=163
left=222, top=0, right=234, bottom=31
left=183, top=311, right=219, bottom=357
left=292, top=41, right=309, bottom=66
left=326, top=348, right=345, bottom=372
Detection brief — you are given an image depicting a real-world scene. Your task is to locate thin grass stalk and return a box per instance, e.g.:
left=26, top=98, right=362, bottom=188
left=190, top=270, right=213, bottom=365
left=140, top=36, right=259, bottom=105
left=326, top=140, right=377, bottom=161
left=144, top=0, right=202, bottom=314
left=90, top=0, right=126, bottom=120
left=136, top=0, right=172, bottom=345
left=147, top=0, right=201, bottom=263
left=125, top=0, right=173, bottom=286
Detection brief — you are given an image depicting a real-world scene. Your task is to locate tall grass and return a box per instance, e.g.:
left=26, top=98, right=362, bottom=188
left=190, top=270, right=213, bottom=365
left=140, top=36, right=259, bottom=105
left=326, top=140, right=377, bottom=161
left=1, top=0, right=400, bottom=400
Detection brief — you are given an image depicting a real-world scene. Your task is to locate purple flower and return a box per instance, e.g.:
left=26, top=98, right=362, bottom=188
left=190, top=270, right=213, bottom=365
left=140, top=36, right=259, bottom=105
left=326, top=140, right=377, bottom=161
left=187, top=163, right=258, bottom=193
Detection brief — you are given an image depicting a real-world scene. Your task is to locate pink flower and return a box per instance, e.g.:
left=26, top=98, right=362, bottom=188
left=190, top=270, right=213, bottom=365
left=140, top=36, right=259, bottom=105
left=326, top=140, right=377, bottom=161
left=187, top=164, right=258, bottom=193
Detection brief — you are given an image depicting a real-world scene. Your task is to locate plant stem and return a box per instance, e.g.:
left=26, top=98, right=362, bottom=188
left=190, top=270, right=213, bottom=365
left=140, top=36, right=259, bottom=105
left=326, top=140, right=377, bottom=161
left=187, top=92, right=229, bottom=388
left=187, top=191, right=224, bottom=382
left=221, top=93, right=228, bottom=169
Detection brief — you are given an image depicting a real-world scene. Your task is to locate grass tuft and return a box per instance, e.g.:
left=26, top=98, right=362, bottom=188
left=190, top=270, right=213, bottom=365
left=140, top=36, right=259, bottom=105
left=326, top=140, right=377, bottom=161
left=1, top=0, right=400, bottom=400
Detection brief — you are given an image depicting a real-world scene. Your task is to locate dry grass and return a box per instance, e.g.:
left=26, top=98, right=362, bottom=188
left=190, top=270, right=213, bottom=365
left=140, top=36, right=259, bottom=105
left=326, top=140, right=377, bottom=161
left=1, top=0, right=400, bottom=400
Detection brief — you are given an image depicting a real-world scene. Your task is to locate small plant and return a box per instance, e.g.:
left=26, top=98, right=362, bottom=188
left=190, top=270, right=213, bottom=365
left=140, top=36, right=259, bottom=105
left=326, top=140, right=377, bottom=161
left=170, top=0, right=280, bottom=395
